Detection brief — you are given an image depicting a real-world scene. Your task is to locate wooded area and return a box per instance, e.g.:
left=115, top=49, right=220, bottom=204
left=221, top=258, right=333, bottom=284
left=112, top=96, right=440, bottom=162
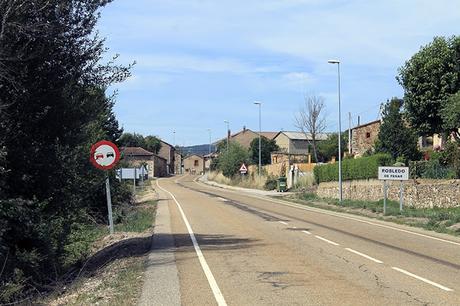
left=0, top=1, right=133, bottom=302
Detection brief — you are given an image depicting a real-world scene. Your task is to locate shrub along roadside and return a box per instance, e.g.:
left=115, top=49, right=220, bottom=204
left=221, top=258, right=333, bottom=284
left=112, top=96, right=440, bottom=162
left=313, top=153, right=393, bottom=183
left=289, top=192, right=460, bottom=236
left=39, top=199, right=157, bottom=305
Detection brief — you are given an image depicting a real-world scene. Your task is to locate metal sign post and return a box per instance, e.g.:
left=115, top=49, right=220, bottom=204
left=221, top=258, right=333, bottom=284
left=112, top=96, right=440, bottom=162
left=378, top=166, right=409, bottom=215
left=399, top=180, right=404, bottom=212
left=105, top=175, right=114, bottom=234
left=133, top=168, right=136, bottom=195
left=383, top=180, right=387, bottom=215
left=90, top=140, right=120, bottom=235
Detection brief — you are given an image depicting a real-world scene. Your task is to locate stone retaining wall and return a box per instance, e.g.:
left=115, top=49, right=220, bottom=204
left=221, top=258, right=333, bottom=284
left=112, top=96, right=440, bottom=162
left=317, top=179, right=460, bottom=208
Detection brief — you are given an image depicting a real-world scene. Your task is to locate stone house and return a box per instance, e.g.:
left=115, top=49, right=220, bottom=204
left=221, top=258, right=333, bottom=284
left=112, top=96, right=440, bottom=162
left=174, top=151, right=183, bottom=174
left=157, top=140, right=176, bottom=174
left=271, top=152, right=312, bottom=165
left=350, top=120, right=381, bottom=157
left=121, top=147, right=167, bottom=177
left=218, top=127, right=278, bottom=150
left=183, top=154, right=205, bottom=174
left=273, top=131, right=329, bottom=155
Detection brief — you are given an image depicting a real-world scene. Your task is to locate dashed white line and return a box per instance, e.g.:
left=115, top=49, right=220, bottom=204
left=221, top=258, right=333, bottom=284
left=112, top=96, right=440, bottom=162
left=302, top=230, right=312, bottom=235
left=391, top=267, right=453, bottom=292
left=278, top=221, right=288, bottom=225
left=345, top=248, right=383, bottom=264
left=156, top=180, right=228, bottom=306
left=314, top=235, right=340, bottom=246
left=195, top=179, right=460, bottom=247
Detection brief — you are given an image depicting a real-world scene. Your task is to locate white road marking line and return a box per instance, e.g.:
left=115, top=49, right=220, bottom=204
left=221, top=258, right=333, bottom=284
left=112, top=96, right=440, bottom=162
left=217, top=197, right=228, bottom=202
left=314, top=235, right=340, bottom=246
left=293, top=226, right=297, bottom=229
left=345, top=248, right=383, bottom=264
left=278, top=221, right=288, bottom=225
left=156, top=180, right=228, bottom=306
left=302, top=230, right=312, bottom=235
left=194, top=181, right=460, bottom=247
left=391, top=267, right=453, bottom=292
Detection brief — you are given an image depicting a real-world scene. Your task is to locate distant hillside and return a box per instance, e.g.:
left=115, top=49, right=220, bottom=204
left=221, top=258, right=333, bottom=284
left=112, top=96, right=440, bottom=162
left=178, top=144, right=215, bottom=156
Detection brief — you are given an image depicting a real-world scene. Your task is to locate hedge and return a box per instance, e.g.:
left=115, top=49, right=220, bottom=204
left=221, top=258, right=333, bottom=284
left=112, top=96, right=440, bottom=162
left=313, top=153, right=393, bottom=183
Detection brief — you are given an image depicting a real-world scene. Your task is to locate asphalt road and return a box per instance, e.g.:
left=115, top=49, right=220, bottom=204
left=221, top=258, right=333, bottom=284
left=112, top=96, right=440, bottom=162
left=145, top=174, right=460, bottom=306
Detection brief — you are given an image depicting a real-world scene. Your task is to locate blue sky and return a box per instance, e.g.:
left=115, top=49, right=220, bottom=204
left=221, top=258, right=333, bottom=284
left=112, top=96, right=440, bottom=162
left=97, top=0, right=460, bottom=146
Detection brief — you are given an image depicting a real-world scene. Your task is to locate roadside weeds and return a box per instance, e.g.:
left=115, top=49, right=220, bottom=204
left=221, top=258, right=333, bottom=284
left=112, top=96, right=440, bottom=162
left=41, top=187, right=158, bottom=305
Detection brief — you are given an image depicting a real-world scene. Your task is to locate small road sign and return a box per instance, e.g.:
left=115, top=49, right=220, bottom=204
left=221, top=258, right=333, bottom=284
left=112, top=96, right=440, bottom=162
left=239, top=163, right=248, bottom=174
left=90, top=140, right=120, bottom=235
left=378, top=166, right=409, bottom=181
left=90, top=140, right=120, bottom=170
left=378, top=166, right=409, bottom=215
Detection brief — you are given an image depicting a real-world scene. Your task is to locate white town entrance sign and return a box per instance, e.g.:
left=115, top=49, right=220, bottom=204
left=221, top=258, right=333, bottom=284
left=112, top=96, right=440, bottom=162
left=378, top=166, right=409, bottom=181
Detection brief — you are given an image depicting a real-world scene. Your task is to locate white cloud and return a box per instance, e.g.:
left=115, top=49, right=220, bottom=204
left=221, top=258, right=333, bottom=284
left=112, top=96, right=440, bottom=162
left=123, top=53, right=285, bottom=75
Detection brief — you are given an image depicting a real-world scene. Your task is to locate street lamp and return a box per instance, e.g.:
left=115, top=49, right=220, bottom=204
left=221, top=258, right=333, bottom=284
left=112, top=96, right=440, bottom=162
left=207, top=129, right=212, bottom=155
left=328, top=59, right=343, bottom=204
left=224, top=120, right=230, bottom=152
left=173, top=130, right=176, bottom=147
left=254, top=101, right=262, bottom=177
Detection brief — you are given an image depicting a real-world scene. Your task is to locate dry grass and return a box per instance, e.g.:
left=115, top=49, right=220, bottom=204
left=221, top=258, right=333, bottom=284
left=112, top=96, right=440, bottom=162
left=293, top=172, right=315, bottom=189
left=207, top=171, right=269, bottom=190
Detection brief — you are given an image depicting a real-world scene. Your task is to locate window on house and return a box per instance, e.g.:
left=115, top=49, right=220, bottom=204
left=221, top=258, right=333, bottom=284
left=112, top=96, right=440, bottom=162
left=366, top=132, right=371, bottom=138
left=194, top=160, right=199, bottom=166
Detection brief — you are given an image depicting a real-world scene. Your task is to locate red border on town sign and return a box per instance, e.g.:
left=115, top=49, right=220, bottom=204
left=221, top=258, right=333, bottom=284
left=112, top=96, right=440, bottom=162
left=90, top=140, right=120, bottom=170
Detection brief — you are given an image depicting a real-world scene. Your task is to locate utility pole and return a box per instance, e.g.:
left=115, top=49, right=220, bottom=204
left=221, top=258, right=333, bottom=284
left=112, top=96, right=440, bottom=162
left=224, top=120, right=230, bottom=152
left=254, top=102, right=262, bottom=177
left=348, top=112, right=352, bottom=155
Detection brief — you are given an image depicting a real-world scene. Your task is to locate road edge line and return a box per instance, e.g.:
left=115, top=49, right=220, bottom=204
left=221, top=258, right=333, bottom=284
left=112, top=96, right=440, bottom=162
left=156, top=179, right=228, bottom=306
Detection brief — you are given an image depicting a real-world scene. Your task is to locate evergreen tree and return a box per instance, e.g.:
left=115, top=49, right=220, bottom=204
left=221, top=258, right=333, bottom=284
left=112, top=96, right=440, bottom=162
left=0, top=1, right=131, bottom=301
left=249, top=136, right=279, bottom=165
left=375, top=98, right=420, bottom=161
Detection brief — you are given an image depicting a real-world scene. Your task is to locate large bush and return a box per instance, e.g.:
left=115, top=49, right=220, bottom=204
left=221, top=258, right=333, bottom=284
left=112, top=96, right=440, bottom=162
left=218, top=142, right=249, bottom=177
left=314, top=153, right=393, bottom=183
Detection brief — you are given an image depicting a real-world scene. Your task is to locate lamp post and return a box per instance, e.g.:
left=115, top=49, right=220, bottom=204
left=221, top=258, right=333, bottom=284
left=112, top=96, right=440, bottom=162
left=173, top=130, right=176, bottom=147
left=254, top=101, right=262, bottom=177
left=224, top=120, right=230, bottom=152
left=207, top=129, right=212, bottom=154
left=328, top=59, right=343, bottom=204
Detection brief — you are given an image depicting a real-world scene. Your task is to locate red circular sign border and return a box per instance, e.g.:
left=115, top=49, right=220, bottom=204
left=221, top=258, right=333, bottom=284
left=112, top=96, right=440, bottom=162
left=90, top=140, right=120, bottom=170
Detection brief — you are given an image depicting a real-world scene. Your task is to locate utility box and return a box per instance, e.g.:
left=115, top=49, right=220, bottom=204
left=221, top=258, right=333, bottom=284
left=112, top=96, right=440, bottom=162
left=277, top=177, right=287, bottom=192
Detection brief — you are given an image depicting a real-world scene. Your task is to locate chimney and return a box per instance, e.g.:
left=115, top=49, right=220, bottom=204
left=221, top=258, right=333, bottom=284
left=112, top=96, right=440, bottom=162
left=358, top=116, right=360, bottom=126
left=243, top=126, right=246, bottom=132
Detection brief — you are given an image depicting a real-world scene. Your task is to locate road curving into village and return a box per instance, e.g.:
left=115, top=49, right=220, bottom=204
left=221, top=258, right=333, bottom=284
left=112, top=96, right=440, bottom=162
left=144, top=174, right=460, bottom=305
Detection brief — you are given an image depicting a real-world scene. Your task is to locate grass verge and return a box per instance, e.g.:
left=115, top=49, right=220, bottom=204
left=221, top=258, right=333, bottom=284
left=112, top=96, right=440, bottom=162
left=115, top=200, right=157, bottom=232
left=284, top=192, right=460, bottom=236
left=43, top=200, right=157, bottom=305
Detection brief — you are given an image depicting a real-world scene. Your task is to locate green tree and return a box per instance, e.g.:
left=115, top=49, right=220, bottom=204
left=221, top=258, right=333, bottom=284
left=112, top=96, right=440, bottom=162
left=118, top=133, right=162, bottom=153
left=441, top=92, right=460, bottom=142
left=218, top=142, right=249, bottom=177
left=397, top=36, right=460, bottom=136
left=144, top=135, right=162, bottom=153
left=0, top=0, right=131, bottom=301
left=375, top=98, right=420, bottom=161
left=249, top=136, right=279, bottom=165
left=317, top=132, right=348, bottom=162
left=118, top=132, right=146, bottom=147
